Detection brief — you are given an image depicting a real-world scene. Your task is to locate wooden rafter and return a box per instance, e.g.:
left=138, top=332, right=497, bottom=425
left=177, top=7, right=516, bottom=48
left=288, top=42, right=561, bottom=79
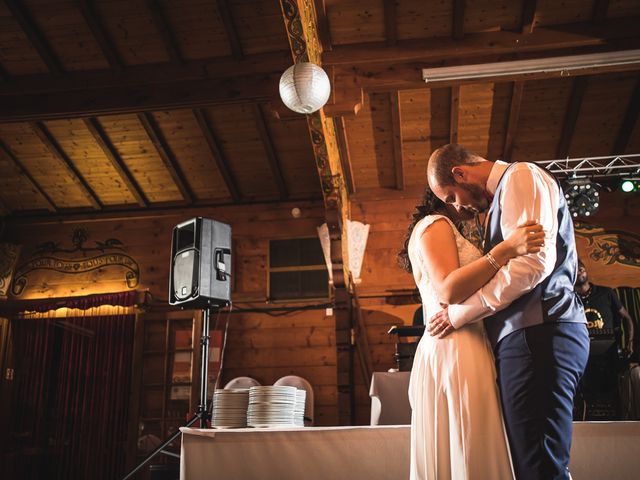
left=77, top=0, right=123, bottom=70
left=450, top=86, right=460, bottom=144
left=137, top=113, right=194, bottom=204
left=390, top=92, right=404, bottom=190
left=192, top=108, right=241, bottom=203
left=503, top=81, right=524, bottom=161
left=453, top=0, right=466, bottom=40
left=83, top=118, right=148, bottom=207
left=216, top=0, right=244, bottom=60
left=0, top=139, right=57, bottom=212
left=613, top=77, right=640, bottom=155
left=252, top=104, right=288, bottom=200
left=556, top=77, right=588, bottom=159
left=520, top=0, right=538, bottom=34
left=30, top=122, right=102, bottom=209
left=323, top=16, right=640, bottom=66
left=313, top=0, right=332, bottom=51
left=5, top=0, right=63, bottom=74
left=148, top=0, right=183, bottom=63
left=1, top=74, right=281, bottom=122
left=334, top=117, right=355, bottom=195
left=384, top=0, right=397, bottom=46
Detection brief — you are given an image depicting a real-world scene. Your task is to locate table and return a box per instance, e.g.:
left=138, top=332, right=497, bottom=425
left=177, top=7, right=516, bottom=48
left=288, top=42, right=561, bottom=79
left=180, top=425, right=410, bottom=480
left=180, top=423, right=640, bottom=480
left=369, top=371, right=411, bottom=425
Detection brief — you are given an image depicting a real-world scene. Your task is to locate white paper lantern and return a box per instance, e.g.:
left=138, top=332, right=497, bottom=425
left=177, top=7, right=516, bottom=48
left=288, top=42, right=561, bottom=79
left=279, top=62, right=331, bottom=114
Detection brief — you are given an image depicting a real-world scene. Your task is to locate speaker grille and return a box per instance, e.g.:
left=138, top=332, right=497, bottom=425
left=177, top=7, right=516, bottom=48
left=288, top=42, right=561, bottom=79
left=173, top=249, right=199, bottom=300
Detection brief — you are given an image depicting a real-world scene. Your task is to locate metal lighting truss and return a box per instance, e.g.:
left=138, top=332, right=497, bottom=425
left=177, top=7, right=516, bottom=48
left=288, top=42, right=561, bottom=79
left=535, top=154, right=640, bottom=180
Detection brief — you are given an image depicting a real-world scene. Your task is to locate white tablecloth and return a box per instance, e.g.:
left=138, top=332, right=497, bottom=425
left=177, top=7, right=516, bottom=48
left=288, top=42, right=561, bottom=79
left=180, top=425, right=410, bottom=480
left=369, top=371, right=411, bottom=425
left=180, top=422, right=640, bottom=480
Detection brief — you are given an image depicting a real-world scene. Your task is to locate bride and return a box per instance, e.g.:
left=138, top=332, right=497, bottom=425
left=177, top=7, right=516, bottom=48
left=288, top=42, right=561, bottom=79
left=398, top=189, right=544, bottom=480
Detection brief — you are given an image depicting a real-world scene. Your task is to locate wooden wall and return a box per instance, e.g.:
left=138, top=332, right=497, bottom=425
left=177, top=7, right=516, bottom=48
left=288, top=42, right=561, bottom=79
left=2, top=186, right=638, bottom=429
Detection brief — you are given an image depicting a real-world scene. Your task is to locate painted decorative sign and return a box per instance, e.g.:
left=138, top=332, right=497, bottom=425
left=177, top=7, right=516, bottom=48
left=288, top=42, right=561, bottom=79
left=574, top=222, right=640, bottom=268
left=11, top=228, right=140, bottom=296
left=0, top=243, right=21, bottom=299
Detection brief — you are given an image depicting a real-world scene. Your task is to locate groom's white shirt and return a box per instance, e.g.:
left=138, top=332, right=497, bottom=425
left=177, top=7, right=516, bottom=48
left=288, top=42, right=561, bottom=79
left=448, top=160, right=560, bottom=329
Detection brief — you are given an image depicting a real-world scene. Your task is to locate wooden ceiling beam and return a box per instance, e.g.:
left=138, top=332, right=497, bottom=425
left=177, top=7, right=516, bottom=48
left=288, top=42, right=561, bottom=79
left=313, top=0, right=332, bottom=51
left=192, top=108, right=242, bottom=203
left=520, top=0, right=538, bottom=34
left=83, top=117, right=149, bottom=207
left=502, top=81, right=524, bottom=162
left=323, top=16, right=640, bottom=66
left=384, top=0, right=397, bottom=46
left=147, top=0, right=183, bottom=64
left=5, top=0, right=63, bottom=74
left=334, top=117, right=355, bottom=196
left=612, top=77, right=640, bottom=155
left=77, top=0, right=123, bottom=70
left=30, top=122, right=102, bottom=209
left=0, top=139, right=57, bottom=212
left=137, top=113, right=195, bottom=204
left=556, top=77, right=588, bottom=159
left=216, top=0, right=244, bottom=60
left=252, top=104, right=288, bottom=200
left=0, top=51, right=291, bottom=97
left=0, top=73, right=281, bottom=122
left=390, top=91, right=404, bottom=190
left=453, top=0, right=466, bottom=40
left=450, top=86, right=460, bottom=144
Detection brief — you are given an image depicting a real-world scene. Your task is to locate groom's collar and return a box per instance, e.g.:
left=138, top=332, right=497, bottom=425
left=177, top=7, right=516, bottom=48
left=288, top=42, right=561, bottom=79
left=486, top=160, right=509, bottom=197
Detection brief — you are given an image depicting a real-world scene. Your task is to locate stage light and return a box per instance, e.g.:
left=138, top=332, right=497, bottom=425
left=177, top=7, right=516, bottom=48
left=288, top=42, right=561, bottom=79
left=621, top=179, right=636, bottom=193
left=564, top=179, right=600, bottom=218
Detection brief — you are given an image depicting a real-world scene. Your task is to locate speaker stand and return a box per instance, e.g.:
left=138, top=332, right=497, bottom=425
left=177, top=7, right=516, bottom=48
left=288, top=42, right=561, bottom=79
left=122, top=307, right=216, bottom=480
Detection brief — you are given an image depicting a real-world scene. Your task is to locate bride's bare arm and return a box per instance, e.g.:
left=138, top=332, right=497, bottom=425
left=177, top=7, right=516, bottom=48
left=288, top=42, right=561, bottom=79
left=418, top=218, right=543, bottom=305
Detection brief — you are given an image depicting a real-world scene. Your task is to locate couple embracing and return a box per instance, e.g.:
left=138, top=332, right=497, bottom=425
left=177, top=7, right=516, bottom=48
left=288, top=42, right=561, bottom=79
left=399, top=144, right=589, bottom=479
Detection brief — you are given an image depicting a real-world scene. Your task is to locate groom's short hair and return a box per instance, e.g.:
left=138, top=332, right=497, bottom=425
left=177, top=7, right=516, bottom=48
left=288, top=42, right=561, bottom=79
left=427, top=143, right=476, bottom=186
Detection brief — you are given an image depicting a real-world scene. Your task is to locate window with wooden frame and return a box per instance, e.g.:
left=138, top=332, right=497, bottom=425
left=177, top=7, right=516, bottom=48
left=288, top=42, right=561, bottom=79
left=268, top=237, right=328, bottom=301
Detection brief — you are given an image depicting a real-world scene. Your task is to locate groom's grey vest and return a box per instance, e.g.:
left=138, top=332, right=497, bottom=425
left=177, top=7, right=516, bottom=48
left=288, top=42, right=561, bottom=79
left=483, top=162, right=586, bottom=347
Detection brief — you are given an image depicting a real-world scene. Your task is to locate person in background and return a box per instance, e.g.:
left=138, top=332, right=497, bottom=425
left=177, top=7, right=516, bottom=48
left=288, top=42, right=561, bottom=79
left=575, top=259, right=635, bottom=357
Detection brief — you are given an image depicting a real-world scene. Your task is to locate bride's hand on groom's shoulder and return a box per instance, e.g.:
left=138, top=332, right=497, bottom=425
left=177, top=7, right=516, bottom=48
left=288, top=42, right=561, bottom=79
left=427, top=304, right=455, bottom=339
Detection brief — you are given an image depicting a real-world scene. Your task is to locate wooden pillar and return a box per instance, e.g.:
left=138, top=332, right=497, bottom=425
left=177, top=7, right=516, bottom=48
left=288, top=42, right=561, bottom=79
left=280, top=0, right=354, bottom=424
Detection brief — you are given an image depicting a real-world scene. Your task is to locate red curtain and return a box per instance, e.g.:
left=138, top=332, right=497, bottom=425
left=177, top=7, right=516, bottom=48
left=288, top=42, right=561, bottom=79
left=8, top=291, right=136, bottom=480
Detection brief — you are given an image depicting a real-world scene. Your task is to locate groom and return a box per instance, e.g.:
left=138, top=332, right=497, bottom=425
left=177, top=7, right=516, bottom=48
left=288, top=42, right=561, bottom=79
left=425, top=144, right=589, bottom=480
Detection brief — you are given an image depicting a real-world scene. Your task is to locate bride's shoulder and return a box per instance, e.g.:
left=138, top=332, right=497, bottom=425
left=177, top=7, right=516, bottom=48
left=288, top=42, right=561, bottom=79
left=411, top=214, right=454, bottom=242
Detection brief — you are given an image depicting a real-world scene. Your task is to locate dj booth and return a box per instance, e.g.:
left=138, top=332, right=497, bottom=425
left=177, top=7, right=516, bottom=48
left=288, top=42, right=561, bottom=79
left=180, top=422, right=640, bottom=479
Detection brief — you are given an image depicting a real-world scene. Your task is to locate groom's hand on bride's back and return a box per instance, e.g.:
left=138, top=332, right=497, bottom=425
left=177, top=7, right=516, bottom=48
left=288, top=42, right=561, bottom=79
left=427, top=304, right=455, bottom=338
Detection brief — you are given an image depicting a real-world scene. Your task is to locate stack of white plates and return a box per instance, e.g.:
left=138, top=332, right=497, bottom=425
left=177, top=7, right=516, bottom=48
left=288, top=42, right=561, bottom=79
left=211, top=389, right=249, bottom=428
left=247, top=386, right=297, bottom=428
left=294, top=389, right=306, bottom=427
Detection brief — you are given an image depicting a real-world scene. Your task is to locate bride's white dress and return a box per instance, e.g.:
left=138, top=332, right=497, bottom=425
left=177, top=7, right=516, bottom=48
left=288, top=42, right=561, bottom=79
left=408, top=215, right=514, bottom=480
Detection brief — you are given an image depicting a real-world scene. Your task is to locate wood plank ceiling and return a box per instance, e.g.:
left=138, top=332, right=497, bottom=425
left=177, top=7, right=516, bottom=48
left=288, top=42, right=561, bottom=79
left=1, top=0, right=640, bottom=216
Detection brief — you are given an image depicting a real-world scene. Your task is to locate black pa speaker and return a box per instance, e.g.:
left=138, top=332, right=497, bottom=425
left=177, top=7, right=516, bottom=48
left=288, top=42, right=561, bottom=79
left=169, top=217, right=232, bottom=308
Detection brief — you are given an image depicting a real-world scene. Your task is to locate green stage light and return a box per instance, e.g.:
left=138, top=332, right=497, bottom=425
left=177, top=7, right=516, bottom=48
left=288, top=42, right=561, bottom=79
left=621, top=180, right=636, bottom=193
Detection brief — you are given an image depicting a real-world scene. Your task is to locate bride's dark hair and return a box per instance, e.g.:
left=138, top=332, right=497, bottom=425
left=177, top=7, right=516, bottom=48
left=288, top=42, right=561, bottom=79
left=397, top=188, right=448, bottom=273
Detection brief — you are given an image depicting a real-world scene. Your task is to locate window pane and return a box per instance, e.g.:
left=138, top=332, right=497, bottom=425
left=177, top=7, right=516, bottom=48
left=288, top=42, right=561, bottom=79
left=270, top=239, right=301, bottom=267
left=299, top=238, right=325, bottom=266
left=270, top=270, right=328, bottom=300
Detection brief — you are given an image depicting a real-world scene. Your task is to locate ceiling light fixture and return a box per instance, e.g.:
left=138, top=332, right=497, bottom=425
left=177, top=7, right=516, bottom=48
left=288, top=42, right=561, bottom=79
left=564, top=179, right=600, bottom=218
left=422, top=50, right=640, bottom=85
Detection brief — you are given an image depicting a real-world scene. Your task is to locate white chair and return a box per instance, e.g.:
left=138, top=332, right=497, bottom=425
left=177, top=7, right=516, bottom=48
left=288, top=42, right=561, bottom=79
left=274, top=375, right=314, bottom=426
left=224, top=376, right=261, bottom=389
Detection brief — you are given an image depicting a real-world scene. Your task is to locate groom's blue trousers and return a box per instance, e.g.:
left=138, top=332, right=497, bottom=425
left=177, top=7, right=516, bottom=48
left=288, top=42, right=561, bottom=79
left=495, top=322, right=590, bottom=480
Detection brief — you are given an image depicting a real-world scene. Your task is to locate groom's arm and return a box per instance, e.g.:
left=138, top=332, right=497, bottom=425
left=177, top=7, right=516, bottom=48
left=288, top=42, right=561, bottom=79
left=447, top=163, right=559, bottom=329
